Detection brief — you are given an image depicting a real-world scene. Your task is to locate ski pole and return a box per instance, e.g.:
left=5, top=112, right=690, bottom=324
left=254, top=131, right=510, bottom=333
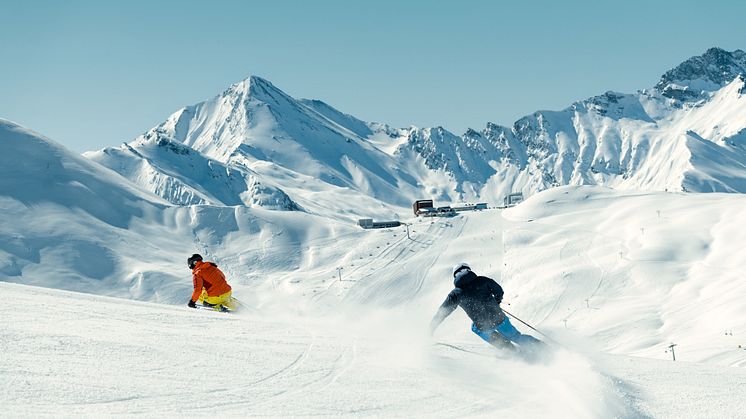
left=501, top=308, right=561, bottom=347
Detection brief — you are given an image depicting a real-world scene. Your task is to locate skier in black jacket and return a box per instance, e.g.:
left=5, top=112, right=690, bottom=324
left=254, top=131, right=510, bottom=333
left=430, top=263, right=542, bottom=350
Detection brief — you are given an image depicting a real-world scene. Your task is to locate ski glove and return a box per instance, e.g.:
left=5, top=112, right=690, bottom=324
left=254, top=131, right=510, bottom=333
left=188, top=299, right=197, bottom=308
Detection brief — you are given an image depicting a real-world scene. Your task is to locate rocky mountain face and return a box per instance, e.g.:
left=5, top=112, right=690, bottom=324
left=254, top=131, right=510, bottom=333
left=87, top=47, right=746, bottom=214
left=656, top=47, right=746, bottom=101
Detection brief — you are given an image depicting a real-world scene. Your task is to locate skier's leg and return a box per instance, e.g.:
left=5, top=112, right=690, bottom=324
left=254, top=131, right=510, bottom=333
left=471, top=323, right=491, bottom=341
left=203, top=291, right=233, bottom=311
left=496, top=317, right=542, bottom=347
left=471, top=323, right=513, bottom=350
left=198, top=289, right=208, bottom=305
left=486, top=331, right=514, bottom=349
left=218, top=291, right=235, bottom=310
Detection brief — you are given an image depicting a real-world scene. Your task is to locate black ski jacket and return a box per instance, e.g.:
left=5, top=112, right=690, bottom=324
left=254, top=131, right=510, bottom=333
left=430, top=270, right=505, bottom=332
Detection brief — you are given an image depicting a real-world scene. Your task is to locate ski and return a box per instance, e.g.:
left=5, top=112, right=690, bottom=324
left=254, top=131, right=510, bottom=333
left=191, top=304, right=232, bottom=313
left=433, top=342, right=514, bottom=360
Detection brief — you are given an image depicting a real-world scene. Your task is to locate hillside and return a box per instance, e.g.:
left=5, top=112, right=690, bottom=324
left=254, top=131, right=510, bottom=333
left=0, top=119, right=358, bottom=304
left=3, top=183, right=746, bottom=417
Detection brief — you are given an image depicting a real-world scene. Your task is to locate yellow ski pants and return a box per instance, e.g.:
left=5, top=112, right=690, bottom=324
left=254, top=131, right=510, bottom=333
left=198, top=290, right=236, bottom=310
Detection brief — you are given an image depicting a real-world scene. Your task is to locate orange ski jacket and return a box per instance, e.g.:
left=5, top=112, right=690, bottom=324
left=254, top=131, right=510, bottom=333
left=191, top=261, right=232, bottom=302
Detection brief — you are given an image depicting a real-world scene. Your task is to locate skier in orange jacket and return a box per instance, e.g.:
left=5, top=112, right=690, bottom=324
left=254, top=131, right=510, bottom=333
left=187, top=254, right=235, bottom=311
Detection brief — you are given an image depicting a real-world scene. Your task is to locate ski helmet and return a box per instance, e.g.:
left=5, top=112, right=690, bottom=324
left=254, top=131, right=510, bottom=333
left=452, top=262, right=471, bottom=277
left=187, top=254, right=203, bottom=269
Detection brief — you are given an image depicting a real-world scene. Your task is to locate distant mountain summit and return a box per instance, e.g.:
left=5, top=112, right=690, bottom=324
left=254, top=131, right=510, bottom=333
left=656, top=47, right=746, bottom=101
left=87, top=47, right=746, bottom=212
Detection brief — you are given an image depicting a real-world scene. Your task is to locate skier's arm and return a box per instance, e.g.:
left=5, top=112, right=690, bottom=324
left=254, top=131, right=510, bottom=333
left=487, top=278, right=504, bottom=304
left=430, top=288, right=462, bottom=334
left=190, top=273, right=203, bottom=302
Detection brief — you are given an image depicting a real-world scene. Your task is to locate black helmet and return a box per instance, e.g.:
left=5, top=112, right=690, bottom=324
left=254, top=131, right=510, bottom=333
left=187, top=254, right=203, bottom=269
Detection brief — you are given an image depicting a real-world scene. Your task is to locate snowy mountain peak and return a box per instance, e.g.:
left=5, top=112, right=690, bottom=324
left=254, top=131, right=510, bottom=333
left=656, top=47, right=746, bottom=101
left=228, top=75, right=293, bottom=105
left=229, top=75, right=272, bottom=91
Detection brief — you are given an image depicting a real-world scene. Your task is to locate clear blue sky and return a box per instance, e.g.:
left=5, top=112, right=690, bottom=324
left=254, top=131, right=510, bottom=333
left=2, top=0, right=745, bottom=152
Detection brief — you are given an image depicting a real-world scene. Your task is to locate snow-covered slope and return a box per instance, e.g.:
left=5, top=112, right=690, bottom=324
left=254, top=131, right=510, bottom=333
left=501, top=186, right=746, bottom=367
left=6, top=280, right=746, bottom=418
left=2, top=281, right=739, bottom=419
left=7, top=117, right=745, bottom=367
left=0, top=119, right=187, bottom=297
left=3, top=182, right=746, bottom=416
left=84, top=132, right=300, bottom=209
left=0, top=119, right=360, bottom=303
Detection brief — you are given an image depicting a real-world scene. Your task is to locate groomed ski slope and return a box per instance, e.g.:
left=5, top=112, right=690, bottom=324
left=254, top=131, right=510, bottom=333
left=8, top=281, right=745, bottom=418
left=0, top=282, right=622, bottom=417
left=3, top=186, right=746, bottom=418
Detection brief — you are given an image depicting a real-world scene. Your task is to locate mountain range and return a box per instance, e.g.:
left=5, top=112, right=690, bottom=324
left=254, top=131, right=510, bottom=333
left=84, top=47, right=746, bottom=217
